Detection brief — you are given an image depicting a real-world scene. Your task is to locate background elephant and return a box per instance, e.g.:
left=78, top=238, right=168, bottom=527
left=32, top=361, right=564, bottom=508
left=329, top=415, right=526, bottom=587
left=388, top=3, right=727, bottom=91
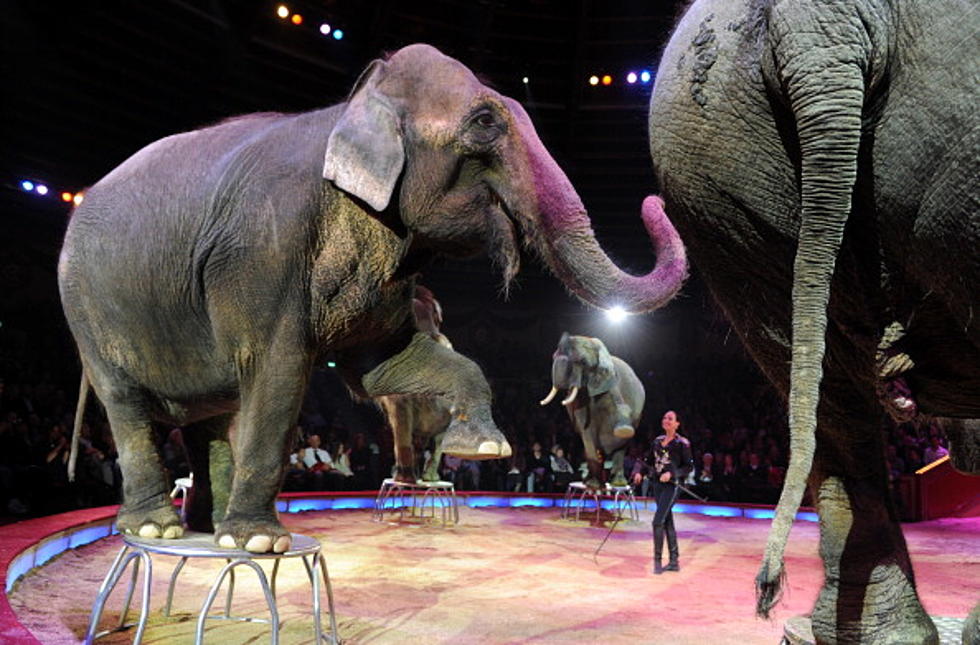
left=648, top=0, right=978, bottom=641
left=540, top=333, right=645, bottom=488
left=376, top=286, right=457, bottom=484
left=59, top=44, right=687, bottom=553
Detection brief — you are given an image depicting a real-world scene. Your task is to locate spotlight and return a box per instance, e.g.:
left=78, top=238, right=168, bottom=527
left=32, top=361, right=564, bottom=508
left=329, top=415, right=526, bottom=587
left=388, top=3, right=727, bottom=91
left=601, top=74, right=612, bottom=86
left=319, top=23, right=331, bottom=35
left=605, top=306, right=627, bottom=323
left=640, top=70, right=652, bottom=83
left=35, top=184, right=49, bottom=196
left=588, top=75, right=599, bottom=86
left=326, top=361, right=337, bottom=368
left=332, top=29, right=343, bottom=40
left=522, top=76, right=529, bottom=84
left=627, top=72, right=637, bottom=84
left=276, top=5, right=289, bottom=18
left=290, top=13, right=303, bottom=25
left=61, top=192, right=73, bottom=202
left=20, top=180, right=34, bottom=192
left=73, top=193, right=85, bottom=206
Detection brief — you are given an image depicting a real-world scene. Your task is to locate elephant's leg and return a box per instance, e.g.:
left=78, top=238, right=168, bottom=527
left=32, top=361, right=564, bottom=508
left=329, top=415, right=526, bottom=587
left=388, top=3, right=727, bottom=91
left=809, top=472, right=938, bottom=644
left=607, top=390, right=635, bottom=440
left=363, top=332, right=510, bottom=459
left=423, top=431, right=445, bottom=482
left=99, top=385, right=181, bottom=539
left=608, top=450, right=627, bottom=487
left=215, top=351, right=308, bottom=554
left=578, top=424, right=602, bottom=489
left=379, top=397, right=417, bottom=483
left=937, top=417, right=980, bottom=475
left=181, top=413, right=235, bottom=533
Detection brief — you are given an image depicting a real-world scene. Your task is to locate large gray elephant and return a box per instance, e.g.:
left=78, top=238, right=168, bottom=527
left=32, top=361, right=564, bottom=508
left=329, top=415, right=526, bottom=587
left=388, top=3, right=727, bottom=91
left=376, top=286, right=456, bottom=484
left=59, top=44, right=687, bottom=553
left=648, top=0, right=978, bottom=641
left=540, top=333, right=645, bottom=488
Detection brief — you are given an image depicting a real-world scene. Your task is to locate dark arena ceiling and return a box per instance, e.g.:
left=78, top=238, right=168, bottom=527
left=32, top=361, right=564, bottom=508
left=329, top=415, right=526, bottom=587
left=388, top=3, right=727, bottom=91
left=3, top=1, right=762, bottom=397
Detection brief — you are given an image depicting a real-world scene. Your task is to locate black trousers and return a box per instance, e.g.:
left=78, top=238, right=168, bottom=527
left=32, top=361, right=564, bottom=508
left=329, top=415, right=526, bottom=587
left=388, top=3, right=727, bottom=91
left=652, top=480, right=679, bottom=528
left=652, top=480, right=680, bottom=566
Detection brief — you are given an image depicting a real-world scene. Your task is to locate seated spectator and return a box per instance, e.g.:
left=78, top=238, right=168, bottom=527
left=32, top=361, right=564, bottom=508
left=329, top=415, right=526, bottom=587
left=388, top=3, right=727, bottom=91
left=525, top=441, right=552, bottom=493
left=693, top=451, right=716, bottom=500
left=291, top=433, right=346, bottom=490
left=717, top=452, right=738, bottom=501
left=922, top=434, right=949, bottom=465
left=549, top=446, right=575, bottom=493
left=739, top=451, right=769, bottom=503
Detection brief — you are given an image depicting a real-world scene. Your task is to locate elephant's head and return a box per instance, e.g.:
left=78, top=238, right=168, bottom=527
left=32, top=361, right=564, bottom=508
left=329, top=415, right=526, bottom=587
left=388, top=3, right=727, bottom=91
left=324, top=44, right=687, bottom=313
left=540, top=333, right=617, bottom=407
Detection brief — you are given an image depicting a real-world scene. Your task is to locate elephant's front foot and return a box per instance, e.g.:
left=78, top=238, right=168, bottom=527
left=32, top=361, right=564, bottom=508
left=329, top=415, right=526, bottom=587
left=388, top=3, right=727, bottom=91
left=215, top=514, right=291, bottom=553
left=117, top=497, right=184, bottom=540
left=612, top=406, right=635, bottom=439
left=421, top=462, right=441, bottom=482
left=392, top=464, right=416, bottom=484
left=583, top=477, right=603, bottom=490
left=441, top=413, right=512, bottom=460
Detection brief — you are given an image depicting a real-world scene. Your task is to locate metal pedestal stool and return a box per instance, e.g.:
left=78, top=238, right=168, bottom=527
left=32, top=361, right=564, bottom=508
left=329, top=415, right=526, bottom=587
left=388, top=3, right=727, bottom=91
left=561, top=482, right=639, bottom=522
left=373, top=478, right=459, bottom=525
left=84, top=531, right=339, bottom=644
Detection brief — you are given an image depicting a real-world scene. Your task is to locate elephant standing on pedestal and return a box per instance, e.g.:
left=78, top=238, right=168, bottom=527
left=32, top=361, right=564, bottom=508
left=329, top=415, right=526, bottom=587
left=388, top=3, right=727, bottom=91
left=647, top=0, right=979, bottom=640
left=375, top=286, right=460, bottom=484
left=60, top=44, right=686, bottom=553
left=540, top=334, right=644, bottom=489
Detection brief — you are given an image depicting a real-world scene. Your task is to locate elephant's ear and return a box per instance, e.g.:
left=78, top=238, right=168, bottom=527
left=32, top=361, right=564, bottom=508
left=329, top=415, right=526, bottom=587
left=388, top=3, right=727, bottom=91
left=323, top=60, right=405, bottom=212
left=586, top=337, right=617, bottom=396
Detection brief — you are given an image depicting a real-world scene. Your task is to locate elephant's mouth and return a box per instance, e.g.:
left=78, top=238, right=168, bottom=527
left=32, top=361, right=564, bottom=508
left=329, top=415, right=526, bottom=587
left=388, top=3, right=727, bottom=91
left=486, top=186, right=521, bottom=287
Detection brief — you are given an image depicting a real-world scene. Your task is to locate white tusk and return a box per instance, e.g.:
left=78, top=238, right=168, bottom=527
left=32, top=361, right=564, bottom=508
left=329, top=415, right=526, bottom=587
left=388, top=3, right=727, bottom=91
left=539, top=386, right=558, bottom=406
left=561, top=386, right=579, bottom=406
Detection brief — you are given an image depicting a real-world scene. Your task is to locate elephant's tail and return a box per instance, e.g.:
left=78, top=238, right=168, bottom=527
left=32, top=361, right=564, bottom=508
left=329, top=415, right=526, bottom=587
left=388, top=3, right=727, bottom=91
left=67, top=370, right=90, bottom=483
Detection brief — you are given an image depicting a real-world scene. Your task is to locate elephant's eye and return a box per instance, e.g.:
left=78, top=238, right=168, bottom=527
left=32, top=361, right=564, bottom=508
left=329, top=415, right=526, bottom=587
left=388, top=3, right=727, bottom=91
left=475, top=112, right=496, bottom=128
left=465, top=109, right=503, bottom=146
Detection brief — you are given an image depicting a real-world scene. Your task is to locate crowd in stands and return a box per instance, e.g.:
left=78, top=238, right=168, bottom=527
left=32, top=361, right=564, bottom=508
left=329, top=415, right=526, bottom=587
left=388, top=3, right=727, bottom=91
left=0, top=361, right=955, bottom=522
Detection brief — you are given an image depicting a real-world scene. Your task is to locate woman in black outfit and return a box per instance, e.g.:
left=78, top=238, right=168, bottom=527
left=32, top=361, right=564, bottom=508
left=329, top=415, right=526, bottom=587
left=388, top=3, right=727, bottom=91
left=640, top=410, right=693, bottom=573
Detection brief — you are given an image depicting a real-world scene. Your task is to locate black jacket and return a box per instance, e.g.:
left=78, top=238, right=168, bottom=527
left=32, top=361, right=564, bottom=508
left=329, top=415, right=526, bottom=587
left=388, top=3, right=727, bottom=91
left=649, top=434, right=693, bottom=483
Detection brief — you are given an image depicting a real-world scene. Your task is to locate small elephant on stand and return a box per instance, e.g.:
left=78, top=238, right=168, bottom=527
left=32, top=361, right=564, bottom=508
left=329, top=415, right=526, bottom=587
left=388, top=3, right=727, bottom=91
left=376, top=286, right=460, bottom=484
left=540, top=334, right=644, bottom=489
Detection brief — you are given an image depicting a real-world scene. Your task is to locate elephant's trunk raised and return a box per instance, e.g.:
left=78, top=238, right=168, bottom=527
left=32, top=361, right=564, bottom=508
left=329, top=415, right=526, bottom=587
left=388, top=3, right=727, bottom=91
left=505, top=99, right=688, bottom=314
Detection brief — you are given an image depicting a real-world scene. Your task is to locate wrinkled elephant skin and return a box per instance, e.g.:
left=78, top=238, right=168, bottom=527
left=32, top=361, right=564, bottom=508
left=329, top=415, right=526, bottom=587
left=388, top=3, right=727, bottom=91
left=60, top=44, right=683, bottom=552
left=648, top=0, right=978, bottom=640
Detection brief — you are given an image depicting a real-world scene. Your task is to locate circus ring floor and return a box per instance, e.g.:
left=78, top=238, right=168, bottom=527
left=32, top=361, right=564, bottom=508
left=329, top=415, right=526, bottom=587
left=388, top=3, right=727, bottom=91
left=3, top=492, right=977, bottom=644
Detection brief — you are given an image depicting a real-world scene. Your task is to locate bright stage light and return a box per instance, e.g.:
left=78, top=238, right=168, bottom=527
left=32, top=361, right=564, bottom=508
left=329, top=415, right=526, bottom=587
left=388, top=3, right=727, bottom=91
left=20, top=180, right=34, bottom=191
left=319, top=23, right=331, bottom=35
left=588, top=75, right=599, bottom=86
left=276, top=5, right=289, bottom=18
left=522, top=76, right=529, bottom=84
left=605, top=306, right=627, bottom=323
left=601, top=74, right=612, bottom=86
left=73, top=193, right=84, bottom=206
left=640, top=70, right=652, bottom=83
left=332, top=29, right=344, bottom=40
left=61, top=192, right=73, bottom=202
left=626, top=72, right=637, bottom=84
left=290, top=13, right=303, bottom=25
left=35, top=184, right=49, bottom=196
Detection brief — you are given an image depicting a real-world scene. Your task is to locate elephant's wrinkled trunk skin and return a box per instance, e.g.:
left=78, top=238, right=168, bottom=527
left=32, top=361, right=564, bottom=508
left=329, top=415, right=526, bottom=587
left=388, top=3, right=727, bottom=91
left=504, top=98, right=688, bottom=313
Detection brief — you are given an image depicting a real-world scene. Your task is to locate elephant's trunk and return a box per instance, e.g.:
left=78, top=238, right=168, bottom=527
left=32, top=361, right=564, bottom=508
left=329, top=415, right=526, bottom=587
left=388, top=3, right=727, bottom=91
left=504, top=98, right=687, bottom=314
